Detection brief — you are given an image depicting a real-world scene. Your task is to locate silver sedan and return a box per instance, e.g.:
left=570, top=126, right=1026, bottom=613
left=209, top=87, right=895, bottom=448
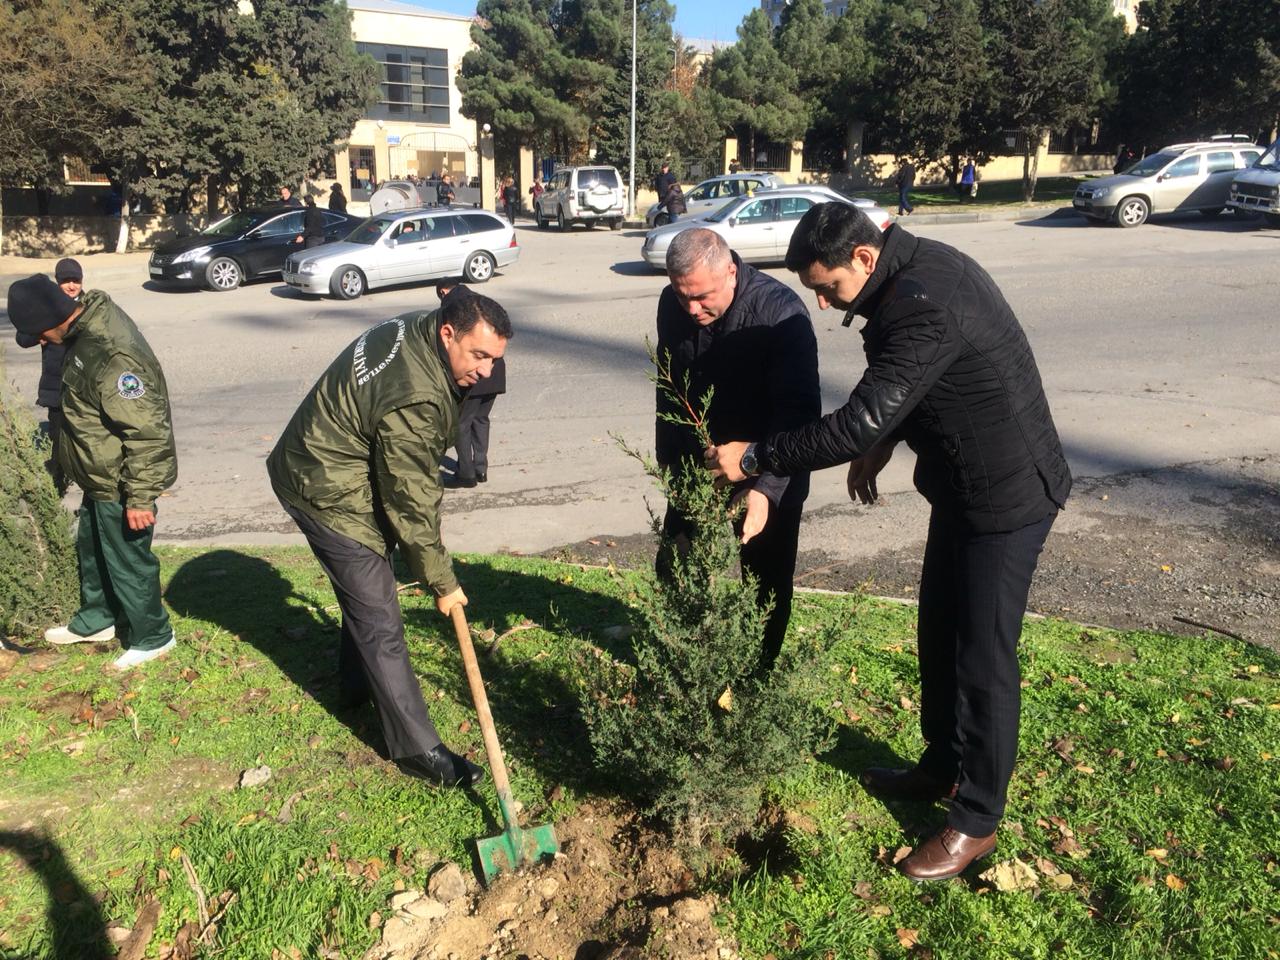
left=283, top=208, right=519, bottom=299
left=640, top=188, right=892, bottom=270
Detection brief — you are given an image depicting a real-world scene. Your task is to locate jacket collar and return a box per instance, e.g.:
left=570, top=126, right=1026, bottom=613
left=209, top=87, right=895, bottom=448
left=841, top=223, right=919, bottom=327
left=64, top=289, right=110, bottom=341
left=428, top=310, right=464, bottom=400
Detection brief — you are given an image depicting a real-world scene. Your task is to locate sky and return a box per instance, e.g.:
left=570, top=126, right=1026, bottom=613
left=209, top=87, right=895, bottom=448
left=406, top=0, right=759, bottom=45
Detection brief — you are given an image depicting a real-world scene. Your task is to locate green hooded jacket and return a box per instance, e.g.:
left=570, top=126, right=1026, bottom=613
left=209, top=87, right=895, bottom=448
left=267, top=310, right=462, bottom=596
left=58, top=290, right=177, bottom=510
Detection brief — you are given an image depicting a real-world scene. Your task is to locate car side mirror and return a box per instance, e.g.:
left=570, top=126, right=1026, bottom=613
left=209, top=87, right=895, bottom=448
left=1156, top=174, right=1166, bottom=182
left=728, top=217, right=738, bottom=228
left=388, top=237, right=398, bottom=247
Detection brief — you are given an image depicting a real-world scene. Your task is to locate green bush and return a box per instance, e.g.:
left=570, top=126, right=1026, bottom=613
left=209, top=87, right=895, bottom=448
left=0, top=350, right=77, bottom=638
left=582, top=347, right=832, bottom=855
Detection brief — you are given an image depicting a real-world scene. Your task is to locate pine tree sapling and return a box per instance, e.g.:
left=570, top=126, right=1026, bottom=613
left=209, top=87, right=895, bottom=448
left=582, top=345, right=831, bottom=856
left=0, top=352, right=77, bottom=639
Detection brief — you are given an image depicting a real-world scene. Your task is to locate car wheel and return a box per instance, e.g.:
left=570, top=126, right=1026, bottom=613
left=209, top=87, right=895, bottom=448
left=557, top=207, right=568, bottom=231
left=535, top=205, right=548, bottom=230
left=609, top=218, right=622, bottom=231
left=205, top=256, right=243, bottom=291
left=1264, top=213, right=1280, bottom=229
left=654, top=213, right=670, bottom=227
left=331, top=265, right=365, bottom=300
left=1198, top=207, right=1224, bottom=218
left=1115, top=196, right=1149, bottom=228
left=463, top=251, right=496, bottom=284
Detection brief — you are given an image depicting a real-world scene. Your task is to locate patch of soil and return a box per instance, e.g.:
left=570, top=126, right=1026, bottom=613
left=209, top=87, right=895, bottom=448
left=365, top=803, right=740, bottom=960
left=542, top=458, right=1280, bottom=652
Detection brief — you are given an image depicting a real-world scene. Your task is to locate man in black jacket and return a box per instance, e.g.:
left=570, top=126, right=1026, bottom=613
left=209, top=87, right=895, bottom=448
left=657, top=228, right=820, bottom=670
left=706, top=203, right=1071, bottom=881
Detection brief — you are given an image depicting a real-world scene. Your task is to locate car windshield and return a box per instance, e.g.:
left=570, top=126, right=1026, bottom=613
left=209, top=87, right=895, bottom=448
left=201, top=212, right=263, bottom=237
left=1255, top=143, right=1280, bottom=170
left=344, top=217, right=396, bottom=244
left=1123, top=152, right=1180, bottom=177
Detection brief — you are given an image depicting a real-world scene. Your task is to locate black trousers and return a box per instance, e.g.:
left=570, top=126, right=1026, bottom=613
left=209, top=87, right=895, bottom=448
left=503, top=201, right=517, bottom=223
left=283, top=503, right=442, bottom=759
left=456, top=394, right=496, bottom=482
left=660, top=500, right=803, bottom=671
left=914, top=509, right=1055, bottom=836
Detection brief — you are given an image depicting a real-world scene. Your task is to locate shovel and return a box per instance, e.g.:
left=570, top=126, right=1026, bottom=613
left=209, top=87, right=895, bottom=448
left=450, top=605, right=559, bottom=885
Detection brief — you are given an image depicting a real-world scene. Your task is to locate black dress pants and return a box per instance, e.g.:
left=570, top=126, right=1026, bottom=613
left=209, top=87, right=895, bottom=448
left=660, top=500, right=803, bottom=671
left=456, top=394, right=496, bottom=482
left=283, top=504, right=442, bottom=759
left=914, top=509, right=1055, bottom=836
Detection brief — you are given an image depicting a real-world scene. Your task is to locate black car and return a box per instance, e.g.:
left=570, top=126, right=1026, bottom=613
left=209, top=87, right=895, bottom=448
left=148, top=206, right=358, bottom=291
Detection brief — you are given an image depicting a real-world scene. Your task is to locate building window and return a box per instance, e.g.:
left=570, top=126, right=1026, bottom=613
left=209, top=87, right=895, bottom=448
left=357, top=42, right=451, bottom=125
left=352, top=146, right=377, bottom=189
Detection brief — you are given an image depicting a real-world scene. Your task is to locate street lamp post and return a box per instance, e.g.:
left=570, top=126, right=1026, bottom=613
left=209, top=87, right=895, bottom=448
left=628, top=0, right=637, bottom=219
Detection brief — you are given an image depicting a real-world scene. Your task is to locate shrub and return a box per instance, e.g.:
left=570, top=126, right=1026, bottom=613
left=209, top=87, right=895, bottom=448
left=582, top=346, right=832, bottom=855
left=0, top=350, right=77, bottom=638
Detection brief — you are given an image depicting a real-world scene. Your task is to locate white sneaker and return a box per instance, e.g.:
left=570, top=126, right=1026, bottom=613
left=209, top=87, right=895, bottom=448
left=112, top=634, right=176, bottom=670
left=45, top=624, right=116, bottom=645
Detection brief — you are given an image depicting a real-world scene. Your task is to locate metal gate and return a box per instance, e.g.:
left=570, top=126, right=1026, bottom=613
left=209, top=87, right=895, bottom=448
left=388, top=130, right=474, bottom=182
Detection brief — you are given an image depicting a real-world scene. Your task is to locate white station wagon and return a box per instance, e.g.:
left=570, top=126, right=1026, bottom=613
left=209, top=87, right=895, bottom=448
left=284, top=208, right=519, bottom=299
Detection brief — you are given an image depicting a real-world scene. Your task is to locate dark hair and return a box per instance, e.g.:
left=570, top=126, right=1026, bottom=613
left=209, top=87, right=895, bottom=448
left=441, top=289, right=513, bottom=340
left=785, top=202, right=884, bottom=272
left=303, top=195, right=315, bottom=207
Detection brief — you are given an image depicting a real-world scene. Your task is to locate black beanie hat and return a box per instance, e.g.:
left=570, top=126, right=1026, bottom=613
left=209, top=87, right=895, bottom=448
left=6, top=274, right=80, bottom=338
left=55, top=258, right=84, bottom=283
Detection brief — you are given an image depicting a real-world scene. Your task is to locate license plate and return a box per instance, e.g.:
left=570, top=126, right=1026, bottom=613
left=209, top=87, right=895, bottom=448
left=149, top=266, right=162, bottom=275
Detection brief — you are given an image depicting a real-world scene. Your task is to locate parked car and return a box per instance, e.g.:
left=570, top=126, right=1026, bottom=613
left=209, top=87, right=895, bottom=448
left=1072, top=136, right=1264, bottom=227
left=640, top=187, right=892, bottom=270
left=148, top=206, right=358, bottom=291
left=534, top=165, right=626, bottom=231
left=283, top=208, right=518, bottom=300
left=1226, top=139, right=1280, bottom=227
left=644, top=172, right=786, bottom=227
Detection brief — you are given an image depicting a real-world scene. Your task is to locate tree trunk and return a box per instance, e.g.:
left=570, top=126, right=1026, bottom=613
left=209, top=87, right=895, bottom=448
left=0, top=189, right=5, bottom=257
left=844, top=121, right=866, bottom=175
left=749, top=128, right=756, bottom=170
left=114, top=182, right=131, bottom=253
left=1021, top=129, right=1042, bottom=203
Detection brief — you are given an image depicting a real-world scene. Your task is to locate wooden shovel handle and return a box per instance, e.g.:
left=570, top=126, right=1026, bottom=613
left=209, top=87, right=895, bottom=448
left=450, top=605, right=515, bottom=806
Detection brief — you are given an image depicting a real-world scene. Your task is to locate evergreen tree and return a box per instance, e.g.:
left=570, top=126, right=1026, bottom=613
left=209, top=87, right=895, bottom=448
left=707, top=9, right=807, bottom=167
left=776, top=0, right=845, bottom=171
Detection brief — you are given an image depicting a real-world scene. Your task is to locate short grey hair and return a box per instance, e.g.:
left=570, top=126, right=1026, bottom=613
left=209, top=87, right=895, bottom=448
left=666, top=228, right=732, bottom=278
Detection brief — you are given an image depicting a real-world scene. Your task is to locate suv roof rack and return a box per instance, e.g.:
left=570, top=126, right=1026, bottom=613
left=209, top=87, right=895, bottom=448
left=1209, top=133, right=1254, bottom=142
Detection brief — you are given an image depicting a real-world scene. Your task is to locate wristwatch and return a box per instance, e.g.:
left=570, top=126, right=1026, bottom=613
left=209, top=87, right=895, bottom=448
left=739, top=442, right=762, bottom=477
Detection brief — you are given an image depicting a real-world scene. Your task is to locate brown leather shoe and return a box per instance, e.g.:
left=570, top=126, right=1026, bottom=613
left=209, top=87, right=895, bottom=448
left=898, top=826, right=996, bottom=881
left=861, top=766, right=959, bottom=802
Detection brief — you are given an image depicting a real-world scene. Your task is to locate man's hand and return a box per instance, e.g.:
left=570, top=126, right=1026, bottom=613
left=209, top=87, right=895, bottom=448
left=704, top=440, right=751, bottom=484
left=731, top=487, right=770, bottom=545
left=125, top=507, right=156, bottom=531
left=436, top=586, right=468, bottom=616
left=846, top=442, right=896, bottom=505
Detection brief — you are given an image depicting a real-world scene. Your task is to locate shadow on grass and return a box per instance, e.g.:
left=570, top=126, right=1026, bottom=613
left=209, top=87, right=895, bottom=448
left=164, top=549, right=387, bottom=758
left=820, top=724, right=941, bottom=840
left=0, top=830, right=111, bottom=960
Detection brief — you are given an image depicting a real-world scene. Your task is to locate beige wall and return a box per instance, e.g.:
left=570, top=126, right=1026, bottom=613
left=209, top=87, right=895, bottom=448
left=1, top=215, right=203, bottom=257
left=806, top=150, right=1114, bottom=190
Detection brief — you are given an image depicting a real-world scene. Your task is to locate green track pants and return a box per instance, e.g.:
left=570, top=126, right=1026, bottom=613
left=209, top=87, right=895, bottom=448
left=68, top=498, right=172, bottom=651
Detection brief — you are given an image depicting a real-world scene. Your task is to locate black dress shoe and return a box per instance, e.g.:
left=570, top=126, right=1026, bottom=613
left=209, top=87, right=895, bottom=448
left=862, top=765, right=958, bottom=802
left=476, top=471, right=487, bottom=483
left=397, top=745, right=485, bottom=787
left=448, top=475, right=477, bottom=488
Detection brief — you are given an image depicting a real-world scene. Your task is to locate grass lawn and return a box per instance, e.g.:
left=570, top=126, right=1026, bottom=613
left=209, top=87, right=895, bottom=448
left=859, top=176, right=1092, bottom=211
left=1, top=548, right=1277, bottom=959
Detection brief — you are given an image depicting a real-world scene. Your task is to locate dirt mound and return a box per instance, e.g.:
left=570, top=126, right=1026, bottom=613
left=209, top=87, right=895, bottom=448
left=364, top=803, right=740, bottom=960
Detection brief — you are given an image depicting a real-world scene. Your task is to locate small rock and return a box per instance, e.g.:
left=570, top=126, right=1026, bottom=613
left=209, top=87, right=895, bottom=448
left=718, top=949, right=736, bottom=959
left=499, top=919, right=519, bottom=935
left=495, top=900, right=517, bottom=920
left=535, top=877, right=560, bottom=899
left=380, top=915, right=416, bottom=951
left=673, top=897, right=712, bottom=924
left=427, top=862, right=467, bottom=903
left=651, top=906, right=669, bottom=919
left=388, top=891, right=422, bottom=912
left=545, top=909, right=558, bottom=924
left=238, top=765, right=271, bottom=789
left=105, top=926, right=132, bottom=946
left=403, top=897, right=448, bottom=921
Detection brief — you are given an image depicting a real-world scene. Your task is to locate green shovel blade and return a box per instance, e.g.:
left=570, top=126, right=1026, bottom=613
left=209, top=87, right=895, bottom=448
left=475, top=821, right=559, bottom=886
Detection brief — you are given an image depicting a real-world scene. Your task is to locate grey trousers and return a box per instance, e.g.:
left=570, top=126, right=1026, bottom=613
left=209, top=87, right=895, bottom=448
left=283, top=503, right=442, bottom=759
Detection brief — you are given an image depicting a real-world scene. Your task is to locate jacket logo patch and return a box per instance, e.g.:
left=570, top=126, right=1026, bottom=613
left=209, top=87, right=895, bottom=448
left=352, top=318, right=406, bottom=387
left=117, top=372, right=146, bottom=399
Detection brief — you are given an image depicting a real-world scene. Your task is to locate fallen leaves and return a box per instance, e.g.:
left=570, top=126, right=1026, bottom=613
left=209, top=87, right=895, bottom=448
left=717, top=687, right=734, bottom=712
left=1165, top=873, right=1187, bottom=891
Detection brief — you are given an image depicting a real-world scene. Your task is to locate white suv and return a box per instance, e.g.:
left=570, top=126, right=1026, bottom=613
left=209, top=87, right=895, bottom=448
left=535, top=166, right=625, bottom=231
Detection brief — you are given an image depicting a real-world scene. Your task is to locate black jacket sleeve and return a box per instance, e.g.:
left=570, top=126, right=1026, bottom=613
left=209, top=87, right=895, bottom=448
left=752, top=311, right=820, bottom=505
left=653, top=306, right=685, bottom=468
left=767, top=298, right=961, bottom=475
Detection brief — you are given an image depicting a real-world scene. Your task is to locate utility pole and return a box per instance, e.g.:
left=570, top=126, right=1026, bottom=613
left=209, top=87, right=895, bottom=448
left=628, top=0, right=637, bottom=218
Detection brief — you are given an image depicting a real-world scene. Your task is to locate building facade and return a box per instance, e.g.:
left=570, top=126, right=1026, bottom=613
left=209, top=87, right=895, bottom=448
left=337, top=0, right=480, bottom=195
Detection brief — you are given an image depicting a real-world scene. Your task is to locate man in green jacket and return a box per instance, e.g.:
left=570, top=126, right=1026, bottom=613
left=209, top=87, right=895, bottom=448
left=268, top=291, right=511, bottom=788
left=7, top=275, right=178, bottom=670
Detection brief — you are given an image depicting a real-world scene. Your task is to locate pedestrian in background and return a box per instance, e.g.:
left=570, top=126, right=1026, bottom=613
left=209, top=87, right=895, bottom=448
left=13, top=258, right=82, bottom=493
left=663, top=179, right=687, bottom=223
left=328, top=182, right=348, bottom=213
left=300, top=196, right=326, bottom=248
left=896, top=159, right=916, bottom=215
left=8, top=274, right=179, bottom=670
left=654, top=162, right=677, bottom=220
left=436, top=174, right=456, bottom=210
left=959, top=160, right=977, bottom=202
left=438, top=284, right=506, bottom=488
left=501, top=176, right=519, bottom=224
left=279, top=185, right=302, bottom=208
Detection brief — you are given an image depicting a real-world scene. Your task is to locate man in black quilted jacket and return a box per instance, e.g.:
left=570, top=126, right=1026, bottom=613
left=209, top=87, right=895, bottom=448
left=706, top=202, right=1071, bottom=882
left=656, top=228, right=821, bottom=671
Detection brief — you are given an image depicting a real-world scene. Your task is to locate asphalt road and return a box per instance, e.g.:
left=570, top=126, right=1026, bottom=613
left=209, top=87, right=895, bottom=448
left=3, top=209, right=1278, bottom=643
